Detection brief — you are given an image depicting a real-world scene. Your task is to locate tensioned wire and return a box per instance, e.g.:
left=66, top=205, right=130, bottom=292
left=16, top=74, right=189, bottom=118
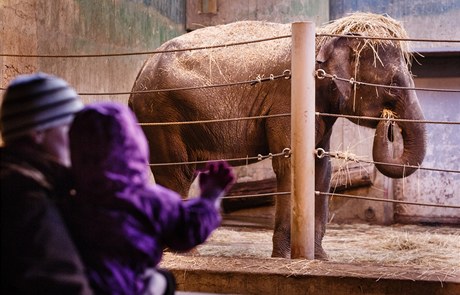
left=1, top=33, right=460, bottom=58
left=221, top=191, right=460, bottom=209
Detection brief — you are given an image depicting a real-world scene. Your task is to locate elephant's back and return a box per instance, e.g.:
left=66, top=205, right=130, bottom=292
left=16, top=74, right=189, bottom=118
left=179, top=21, right=291, bottom=46
left=156, top=21, right=292, bottom=82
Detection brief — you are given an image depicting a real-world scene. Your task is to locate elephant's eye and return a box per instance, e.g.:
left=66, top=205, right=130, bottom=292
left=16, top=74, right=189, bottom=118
left=385, top=83, right=400, bottom=96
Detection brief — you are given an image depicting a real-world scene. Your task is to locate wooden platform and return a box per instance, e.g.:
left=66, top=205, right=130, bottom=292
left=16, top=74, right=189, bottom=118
left=162, top=254, right=459, bottom=295
left=160, top=224, right=460, bottom=295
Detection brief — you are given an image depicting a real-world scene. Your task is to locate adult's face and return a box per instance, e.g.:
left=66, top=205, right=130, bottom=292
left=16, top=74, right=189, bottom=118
left=40, top=124, right=72, bottom=167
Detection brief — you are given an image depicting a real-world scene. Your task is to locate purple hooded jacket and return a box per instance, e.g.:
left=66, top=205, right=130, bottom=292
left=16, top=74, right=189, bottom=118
left=63, top=103, right=223, bottom=294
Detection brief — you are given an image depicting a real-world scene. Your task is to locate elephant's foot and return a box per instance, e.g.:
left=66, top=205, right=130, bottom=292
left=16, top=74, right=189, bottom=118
left=272, top=246, right=328, bottom=260
left=271, top=235, right=329, bottom=259
left=271, top=229, right=291, bottom=258
left=315, top=245, right=328, bottom=260
left=271, top=248, right=290, bottom=258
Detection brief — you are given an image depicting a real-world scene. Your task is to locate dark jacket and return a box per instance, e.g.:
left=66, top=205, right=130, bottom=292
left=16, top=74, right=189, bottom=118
left=0, top=145, right=93, bottom=295
left=64, top=103, right=221, bottom=294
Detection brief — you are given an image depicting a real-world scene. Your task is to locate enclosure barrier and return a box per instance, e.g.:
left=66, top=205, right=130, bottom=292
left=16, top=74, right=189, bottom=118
left=2, top=27, right=460, bottom=259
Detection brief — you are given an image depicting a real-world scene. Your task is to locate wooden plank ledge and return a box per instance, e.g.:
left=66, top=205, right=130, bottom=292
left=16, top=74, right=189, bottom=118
left=160, top=254, right=460, bottom=295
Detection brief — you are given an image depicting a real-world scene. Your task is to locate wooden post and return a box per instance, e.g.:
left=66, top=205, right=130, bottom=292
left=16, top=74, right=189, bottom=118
left=290, top=21, right=316, bottom=259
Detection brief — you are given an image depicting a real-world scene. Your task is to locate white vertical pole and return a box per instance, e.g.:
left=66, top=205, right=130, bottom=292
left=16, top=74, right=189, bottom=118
left=290, top=21, right=316, bottom=259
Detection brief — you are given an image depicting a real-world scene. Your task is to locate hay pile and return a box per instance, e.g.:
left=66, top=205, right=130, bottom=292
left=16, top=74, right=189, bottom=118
left=194, top=223, right=460, bottom=271
left=316, top=12, right=412, bottom=65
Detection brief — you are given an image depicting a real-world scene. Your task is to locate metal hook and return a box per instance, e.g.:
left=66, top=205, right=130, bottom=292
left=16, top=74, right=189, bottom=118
left=315, top=69, right=326, bottom=79
left=283, top=69, right=292, bottom=79
left=282, top=148, right=291, bottom=158
left=315, top=148, right=326, bottom=158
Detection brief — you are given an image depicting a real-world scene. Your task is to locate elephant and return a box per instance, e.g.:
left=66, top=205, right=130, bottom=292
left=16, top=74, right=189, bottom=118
left=128, top=13, right=426, bottom=259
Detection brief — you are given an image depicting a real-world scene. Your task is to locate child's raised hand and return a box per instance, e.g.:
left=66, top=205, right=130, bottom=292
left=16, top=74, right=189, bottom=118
left=198, top=161, right=235, bottom=201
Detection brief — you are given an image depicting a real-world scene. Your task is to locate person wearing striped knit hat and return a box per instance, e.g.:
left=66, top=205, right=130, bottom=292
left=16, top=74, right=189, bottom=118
left=0, top=73, right=93, bottom=294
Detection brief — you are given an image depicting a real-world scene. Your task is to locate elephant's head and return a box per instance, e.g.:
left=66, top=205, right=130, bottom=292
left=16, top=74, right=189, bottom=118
left=316, top=35, right=426, bottom=178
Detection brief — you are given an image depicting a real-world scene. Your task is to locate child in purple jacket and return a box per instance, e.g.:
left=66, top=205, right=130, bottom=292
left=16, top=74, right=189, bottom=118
left=63, top=102, right=235, bottom=295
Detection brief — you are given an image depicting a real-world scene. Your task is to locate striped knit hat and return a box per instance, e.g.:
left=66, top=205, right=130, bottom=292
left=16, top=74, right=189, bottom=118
left=0, top=73, right=83, bottom=142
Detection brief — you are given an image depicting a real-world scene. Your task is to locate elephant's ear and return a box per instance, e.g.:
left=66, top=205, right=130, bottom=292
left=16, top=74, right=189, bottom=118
left=316, top=33, right=362, bottom=104
left=316, top=37, right=337, bottom=64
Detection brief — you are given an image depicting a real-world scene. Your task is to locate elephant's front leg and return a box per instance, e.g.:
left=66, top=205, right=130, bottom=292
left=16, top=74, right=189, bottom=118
left=314, top=154, right=332, bottom=260
left=271, top=158, right=292, bottom=258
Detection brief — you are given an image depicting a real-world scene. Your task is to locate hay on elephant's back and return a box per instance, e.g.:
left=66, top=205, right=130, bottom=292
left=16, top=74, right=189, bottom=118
left=316, top=12, right=412, bottom=64
left=174, top=21, right=292, bottom=79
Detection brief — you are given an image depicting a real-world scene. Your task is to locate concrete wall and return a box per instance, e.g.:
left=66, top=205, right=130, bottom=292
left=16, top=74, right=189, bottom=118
left=1, top=0, right=186, bottom=107
left=394, top=76, right=460, bottom=224
left=186, top=0, right=329, bottom=30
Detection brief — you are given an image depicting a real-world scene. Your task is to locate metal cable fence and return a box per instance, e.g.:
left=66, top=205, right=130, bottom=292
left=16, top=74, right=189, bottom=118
left=2, top=29, right=459, bottom=210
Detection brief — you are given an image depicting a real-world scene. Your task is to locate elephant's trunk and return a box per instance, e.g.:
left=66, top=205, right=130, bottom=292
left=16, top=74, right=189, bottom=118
left=372, top=95, right=427, bottom=178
